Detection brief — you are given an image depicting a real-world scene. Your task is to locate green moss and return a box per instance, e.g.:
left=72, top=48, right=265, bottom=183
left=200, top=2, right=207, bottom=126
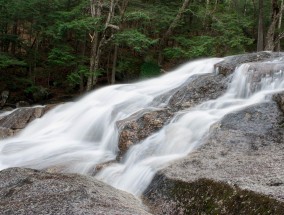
left=144, top=176, right=284, bottom=215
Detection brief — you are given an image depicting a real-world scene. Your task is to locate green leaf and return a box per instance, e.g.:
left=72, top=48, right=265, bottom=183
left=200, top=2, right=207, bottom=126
left=114, top=30, right=157, bottom=52
left=47, top=46, right=76, bottom=67
left=0, top=53, right=27, bottom=69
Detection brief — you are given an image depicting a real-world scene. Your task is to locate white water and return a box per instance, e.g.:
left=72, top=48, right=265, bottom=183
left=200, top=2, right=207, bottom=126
left=0, top=59, right=220, bottom=173
left=1, top=58, right=284, bottom=197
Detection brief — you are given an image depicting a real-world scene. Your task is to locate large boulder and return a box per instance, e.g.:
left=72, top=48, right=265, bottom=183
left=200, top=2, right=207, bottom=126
left=117, top=108, right=174, bottom=159
left=143, top=101, right=284, bottom=214
left=0, top=168, right=151, bottom=215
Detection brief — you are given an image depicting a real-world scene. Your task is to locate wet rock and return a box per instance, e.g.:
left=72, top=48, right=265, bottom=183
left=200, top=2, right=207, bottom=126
left=168, top=74, right=227, bottom=111
left=95, top=160, right=117, bottom=173
left=0, top=168, right=151, bottom=215
left=0, top=127, right=14, bottom=139
left=247, top=62, right=284, bottom=82
left=44, top=103, right=59, bottom=113
left=143, top=102, right=284, bottom=214
left=0, top=106, right=46, bottom=130
left=215, top=52, right=284, bottom=76
left=117, top=108, right=173, bottom=159
left=0, top=105, right=57, bottom=139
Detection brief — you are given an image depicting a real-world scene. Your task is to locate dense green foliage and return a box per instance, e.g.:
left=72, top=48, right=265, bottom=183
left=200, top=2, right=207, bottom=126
left=0, top=0, right=283, bottom=102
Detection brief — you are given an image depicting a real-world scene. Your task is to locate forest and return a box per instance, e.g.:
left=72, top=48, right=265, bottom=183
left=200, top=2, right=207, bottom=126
left=0, top=0, right=283, bottom=104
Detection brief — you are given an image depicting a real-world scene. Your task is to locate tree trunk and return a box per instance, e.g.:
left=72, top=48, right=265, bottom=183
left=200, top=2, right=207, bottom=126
left=257, top=0, right=264, bottom=51
left=86, top=0, right=128, bottom=91
left=203, top=0, right=210, bottom=27
left=3, top=24, right=9, bottom=52
left=111, top=45, right=118, bottom=84
left=94, top=48, right=101, bottom=83
left=80, top=35, right=87, bottom=93
left=265, top=0, right=283, bottom=51
left=110, top=0, right=129, bottom=85
left=87, top=54, right=94, bottom=91
left=277, top=0, right=284, bottom=51
left=86, top=0, right=102, bottom=91
left=11, top=21, right=18, bottom=55
left=87, top=32, right=99, bottom=91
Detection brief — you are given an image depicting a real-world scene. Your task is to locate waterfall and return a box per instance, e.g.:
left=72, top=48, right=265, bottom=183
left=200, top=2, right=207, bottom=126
left=96, top=62, right=284, bottom=195
left=1, top=58, right=284, bottom=197
left=0, top=58, right=221, bottom=172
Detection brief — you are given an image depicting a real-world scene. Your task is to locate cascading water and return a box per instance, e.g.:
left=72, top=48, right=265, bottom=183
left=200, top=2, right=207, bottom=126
left=0, top=57, right=284, bottom=197
left=96, top=61, right=284, bottom=195
left=0, top=59, right=221, bottom=173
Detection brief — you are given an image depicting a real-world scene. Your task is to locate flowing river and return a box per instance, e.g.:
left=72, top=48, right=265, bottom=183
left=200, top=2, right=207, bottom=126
left=0, top=57, right=284, bottom=196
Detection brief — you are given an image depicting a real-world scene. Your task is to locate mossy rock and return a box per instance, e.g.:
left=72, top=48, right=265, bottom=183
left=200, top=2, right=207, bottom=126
left=144, top=175, right=284, bottom=215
